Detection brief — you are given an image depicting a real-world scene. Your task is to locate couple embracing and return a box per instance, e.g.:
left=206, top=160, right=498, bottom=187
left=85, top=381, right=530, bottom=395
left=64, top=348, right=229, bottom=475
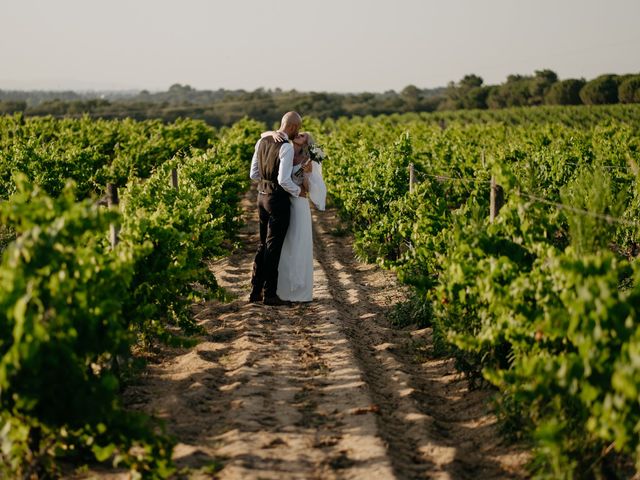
left=249, top=111, right=326, bottom=306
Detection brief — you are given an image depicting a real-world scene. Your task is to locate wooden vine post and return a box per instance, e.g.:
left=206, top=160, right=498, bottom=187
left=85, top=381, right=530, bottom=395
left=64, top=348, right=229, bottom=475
left=490, top=175, right=504, bottom=223
left=171, top=168, right=178, bottom=190
left=106, top=183, right=120, bottom=248
left=409, top=163, right=415, bottom=193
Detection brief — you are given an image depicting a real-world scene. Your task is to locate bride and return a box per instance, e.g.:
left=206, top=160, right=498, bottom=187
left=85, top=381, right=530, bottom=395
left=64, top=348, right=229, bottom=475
left=262, top=131, right=326, bottom=302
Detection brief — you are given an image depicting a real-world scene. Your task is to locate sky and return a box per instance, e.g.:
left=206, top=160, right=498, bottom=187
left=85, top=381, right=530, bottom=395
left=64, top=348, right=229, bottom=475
left=1, top=0, right=639, bottom=93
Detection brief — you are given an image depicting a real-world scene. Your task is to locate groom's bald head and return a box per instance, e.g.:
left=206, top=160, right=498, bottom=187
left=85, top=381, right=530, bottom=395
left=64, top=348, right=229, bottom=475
left=279, top=111, right=302, bottom=138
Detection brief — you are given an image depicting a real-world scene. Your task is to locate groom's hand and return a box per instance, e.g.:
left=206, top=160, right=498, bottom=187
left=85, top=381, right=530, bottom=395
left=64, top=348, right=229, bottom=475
left=299, top=185, right=308, bottom=198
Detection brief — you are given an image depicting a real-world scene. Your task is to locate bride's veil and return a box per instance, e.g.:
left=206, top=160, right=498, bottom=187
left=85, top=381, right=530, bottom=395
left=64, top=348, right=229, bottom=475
left=307, top=161, right=326, bottom=211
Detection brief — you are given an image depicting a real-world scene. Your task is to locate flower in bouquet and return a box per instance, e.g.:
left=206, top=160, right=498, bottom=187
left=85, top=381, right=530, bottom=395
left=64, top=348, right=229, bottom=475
left=308, top=144, right=326, bottom=164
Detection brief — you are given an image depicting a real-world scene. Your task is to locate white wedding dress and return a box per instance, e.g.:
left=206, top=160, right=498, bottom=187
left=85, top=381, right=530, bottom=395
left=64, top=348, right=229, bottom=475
left=277, top=161, right=326, bottom=302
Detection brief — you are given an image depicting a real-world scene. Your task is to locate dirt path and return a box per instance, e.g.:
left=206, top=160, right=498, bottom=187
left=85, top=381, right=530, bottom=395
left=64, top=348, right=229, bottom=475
left=101, top=191, right=528, bottom=479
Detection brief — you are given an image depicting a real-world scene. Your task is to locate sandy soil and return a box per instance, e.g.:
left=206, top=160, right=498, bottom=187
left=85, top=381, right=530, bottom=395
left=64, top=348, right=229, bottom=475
left=81, top=190, right=528, bottom=479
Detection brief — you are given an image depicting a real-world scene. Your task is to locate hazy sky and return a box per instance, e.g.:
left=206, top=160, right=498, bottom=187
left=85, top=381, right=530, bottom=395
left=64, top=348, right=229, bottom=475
left=1, top=0, right=639, bottom=92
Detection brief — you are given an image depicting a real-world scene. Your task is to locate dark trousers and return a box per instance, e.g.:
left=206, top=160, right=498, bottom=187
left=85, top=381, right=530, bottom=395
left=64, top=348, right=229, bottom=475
left=251, top=191, right=290, bottom=298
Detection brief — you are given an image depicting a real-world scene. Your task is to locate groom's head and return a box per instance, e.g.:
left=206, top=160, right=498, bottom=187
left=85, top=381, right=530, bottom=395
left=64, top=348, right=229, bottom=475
left=279, top=111, right=302, bottom=139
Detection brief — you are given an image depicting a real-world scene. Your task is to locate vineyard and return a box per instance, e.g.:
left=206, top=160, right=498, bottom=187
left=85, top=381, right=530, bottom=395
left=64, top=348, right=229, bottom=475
left=0, top=104, right=639, bottom=479
left=319, top=104, right=640, bottom=478
left=0, top=114, right=263, bottom=477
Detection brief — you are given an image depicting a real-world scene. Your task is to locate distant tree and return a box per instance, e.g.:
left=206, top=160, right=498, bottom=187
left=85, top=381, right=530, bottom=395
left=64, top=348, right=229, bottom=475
left=459, top=74, right=483, bottom=89
left=168, top=83, right=192, bottom=92
left=579, top=74, right=619, bottom=105
left=401, top=84, right=420, bottom=97
left=0, top=101, right=27, bottom=114
left=534, top=69, right=559, bottom=83
left=616, top=74, right=635, bottom=86
left=420, top=96, right=443, bottom=112
left=618, top=75, right=640, bottom=103
left=545, top=78, right=586, bottom=105
left=401, top=84, right=421, bottom=110
left=438, top=81, right=460, bottom=110
left=378, top=92, right=405, bottom=113
left=439, top=74, right=484, bottom=110
left=487, top=75, right=532, bottom=108
left=461, top=86, right=489, bottom=109
left=506, top=74, right=526, bottom=83
left=486, top=86, right=507, bottom=109
left=528, top=69, right=559, bottom=105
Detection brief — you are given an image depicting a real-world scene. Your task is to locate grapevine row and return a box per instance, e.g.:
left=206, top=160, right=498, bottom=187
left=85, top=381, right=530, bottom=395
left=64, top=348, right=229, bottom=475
left=0, top=116, right=264, bottom=478
left=319, top=104, right=640, bottom=478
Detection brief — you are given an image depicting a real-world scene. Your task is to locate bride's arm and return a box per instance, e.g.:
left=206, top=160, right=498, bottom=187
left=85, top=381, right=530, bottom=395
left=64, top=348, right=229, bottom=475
left=261, top=131, right=287, bottom=142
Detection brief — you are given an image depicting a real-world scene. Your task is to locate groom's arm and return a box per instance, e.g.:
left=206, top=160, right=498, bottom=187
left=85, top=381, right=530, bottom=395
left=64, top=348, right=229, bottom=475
left=277, top=143, right=301, bottom=197
left=249, top=139, right=261, bottom=181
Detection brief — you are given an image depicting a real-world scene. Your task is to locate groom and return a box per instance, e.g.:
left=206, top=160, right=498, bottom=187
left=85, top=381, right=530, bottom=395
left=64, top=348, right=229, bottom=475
left=249, top=111, right=307, bottom=306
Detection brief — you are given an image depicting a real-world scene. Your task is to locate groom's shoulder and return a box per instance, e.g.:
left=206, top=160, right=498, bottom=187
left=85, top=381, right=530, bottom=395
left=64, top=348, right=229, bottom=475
left=255, top=137, right=291, bottom=158
left=260, top=136, right=291, bottom=145
left=258, top=136, right=292, bottom=150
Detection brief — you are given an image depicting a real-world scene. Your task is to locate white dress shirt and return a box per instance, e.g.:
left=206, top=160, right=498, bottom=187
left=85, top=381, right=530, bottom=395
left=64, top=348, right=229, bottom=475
left=249, top=133, right=300, bottom=197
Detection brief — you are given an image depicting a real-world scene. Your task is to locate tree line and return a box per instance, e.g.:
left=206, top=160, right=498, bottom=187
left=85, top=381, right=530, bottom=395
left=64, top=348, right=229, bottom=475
left=440, top=70, right=640, bottom=110
left=1, top=70, right=639, bottom=126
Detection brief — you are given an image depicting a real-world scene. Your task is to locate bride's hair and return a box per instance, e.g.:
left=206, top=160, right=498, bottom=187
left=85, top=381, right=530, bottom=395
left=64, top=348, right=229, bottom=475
left=302, top=132, right=315, bottom=145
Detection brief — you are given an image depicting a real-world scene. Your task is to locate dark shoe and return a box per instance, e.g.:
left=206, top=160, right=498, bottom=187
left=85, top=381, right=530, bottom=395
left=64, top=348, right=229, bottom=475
left=249, top=286, right=263, bottom=303
left=249, top=291, right=263, bottom=303
left=263, top=296, right=291, bottom=306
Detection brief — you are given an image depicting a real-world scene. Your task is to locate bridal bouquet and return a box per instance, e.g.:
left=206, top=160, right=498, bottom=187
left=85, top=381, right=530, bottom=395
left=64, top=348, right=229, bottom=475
left=308, top=144, right=326, bottom=164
